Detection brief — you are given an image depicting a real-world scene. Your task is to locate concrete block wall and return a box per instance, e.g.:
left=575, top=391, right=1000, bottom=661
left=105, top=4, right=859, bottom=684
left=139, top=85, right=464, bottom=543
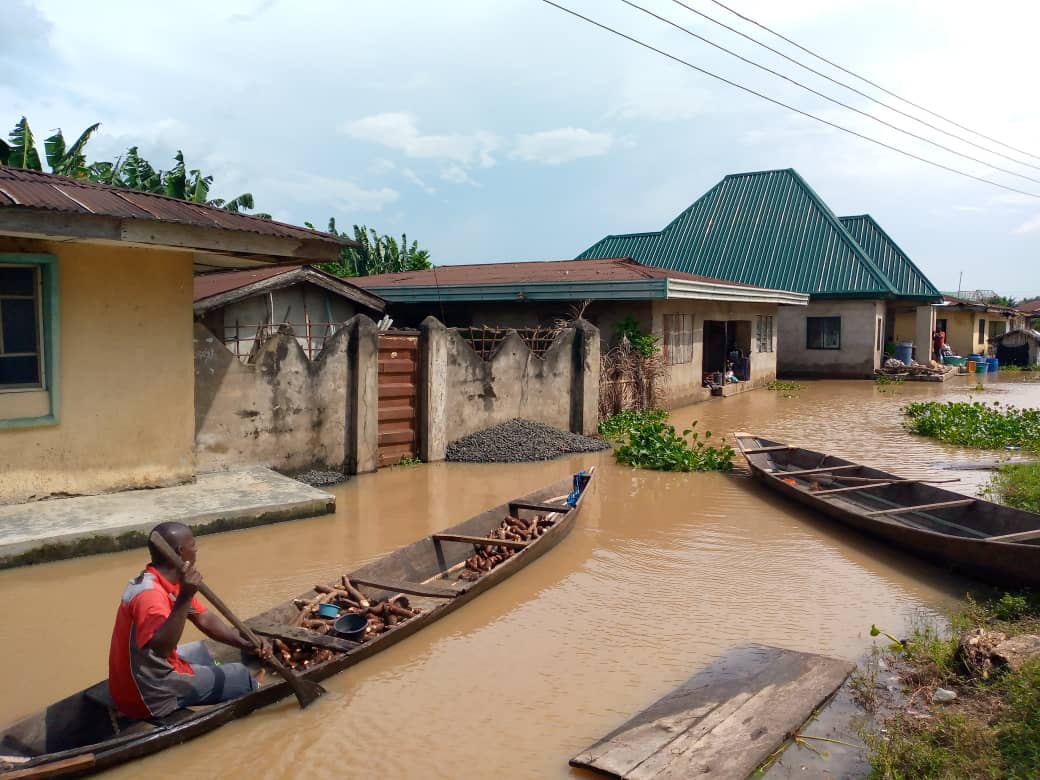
left=419, top=317, right=600, bottom=461
left=194, top=314, right=379, bottom=475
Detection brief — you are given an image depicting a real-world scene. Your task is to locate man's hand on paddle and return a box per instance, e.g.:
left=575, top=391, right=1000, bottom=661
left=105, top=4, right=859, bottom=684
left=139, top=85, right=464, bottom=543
left=243, top=636, right=273, bottom=661
left=178, top=561, right=202, bottom=598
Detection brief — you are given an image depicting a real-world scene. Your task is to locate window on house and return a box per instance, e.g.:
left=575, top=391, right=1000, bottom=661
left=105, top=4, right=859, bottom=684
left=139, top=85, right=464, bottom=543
left=990, top=321, right=1006, bottom=339
left=978, top=319, right=986, bottom=343
left=663, top=313, right=693, bottom=365
left=755, top=315, right=774, bottom=353
left=806, top=316, right=841, bottom=350
left=0, top=265, right=43, bottom=388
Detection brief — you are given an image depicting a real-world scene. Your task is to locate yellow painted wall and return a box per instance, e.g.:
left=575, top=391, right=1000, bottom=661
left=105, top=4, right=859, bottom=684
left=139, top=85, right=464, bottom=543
left=0, top=239, right=195, bottom=503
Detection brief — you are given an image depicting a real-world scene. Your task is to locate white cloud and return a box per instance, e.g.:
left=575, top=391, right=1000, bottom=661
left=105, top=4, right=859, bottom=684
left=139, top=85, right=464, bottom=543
left=440, top=164, right=478, bottom=186
left=1014, top=213, right=1040, bottom=235
left=953, top=205, right=984, bottom=213
left=271, top=173, right=399, bottom=213
left=340, top=112, right=500, bottom=168
left=510, top=128, right=614, bottom=165
left=401, top=167, right=435, bottom=194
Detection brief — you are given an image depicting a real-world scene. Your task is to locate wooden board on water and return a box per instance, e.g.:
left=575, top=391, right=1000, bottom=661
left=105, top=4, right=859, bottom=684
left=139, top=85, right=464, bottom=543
left=569, top=644, right=854, bottom=779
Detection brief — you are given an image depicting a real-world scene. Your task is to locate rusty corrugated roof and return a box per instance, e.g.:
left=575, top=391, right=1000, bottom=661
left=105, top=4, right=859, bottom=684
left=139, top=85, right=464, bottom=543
left=0, top=167, right=351, bottom=247
left=194, top=266, right=300, bottom=300
left=355, top=257, right=762, bottom=289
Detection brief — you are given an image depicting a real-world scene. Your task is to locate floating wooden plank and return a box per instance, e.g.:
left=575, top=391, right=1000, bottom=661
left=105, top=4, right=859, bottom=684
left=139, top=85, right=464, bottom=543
left=509, top=500, right=571, bottom=514
left=250, top=624, right=360, bottom=652
left=350, top=577, right=459, bottom=599
left=987, top=528, right=1040, bottom=543
left=569, top=644, right=854, bottom=780
left=864, top=499, right=975, bottom=517
left=770, top=464, right=861, bottom=477
left=432, top=533, right=529, bottom=549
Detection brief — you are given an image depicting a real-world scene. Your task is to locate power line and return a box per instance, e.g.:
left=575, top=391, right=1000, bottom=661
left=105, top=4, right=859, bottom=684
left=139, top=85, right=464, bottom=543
left=618, top=0, right=1040, bottom=186
left=667, top=0, right=1040, bottom=173
left=706, top=0, right=1040, bottom=163
left=536, top=0, right=1040, bottom=199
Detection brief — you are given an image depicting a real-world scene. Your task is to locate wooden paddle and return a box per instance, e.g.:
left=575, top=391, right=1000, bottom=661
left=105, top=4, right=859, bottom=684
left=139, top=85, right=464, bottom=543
left=148, top=532, right=325, bottom=709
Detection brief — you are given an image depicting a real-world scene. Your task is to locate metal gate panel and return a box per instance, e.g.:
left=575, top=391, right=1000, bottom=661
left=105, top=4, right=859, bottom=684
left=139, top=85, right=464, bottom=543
left=377, top=333, right=419, bottom=466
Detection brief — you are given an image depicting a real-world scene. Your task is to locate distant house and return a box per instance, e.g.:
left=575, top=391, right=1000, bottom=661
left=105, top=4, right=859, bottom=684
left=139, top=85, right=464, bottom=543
left=935, top=296, right=1026, bottom=358
left=1020, top=299, right=1040, bottom=329
left=0, top=168, right=349, bottom=504
left=990, top=329, right=1040, bottom=367
left=194, top=265, right=386, bottom=361
left=355, top=256, right=807, bottom=408
left=578, top=169, right=943, bottom=377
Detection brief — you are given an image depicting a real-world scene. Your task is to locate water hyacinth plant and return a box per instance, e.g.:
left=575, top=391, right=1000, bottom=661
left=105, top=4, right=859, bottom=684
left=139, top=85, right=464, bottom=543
left=602, top=413, right=735, bottom=472
left=903, top=400, right=1040, bottom=452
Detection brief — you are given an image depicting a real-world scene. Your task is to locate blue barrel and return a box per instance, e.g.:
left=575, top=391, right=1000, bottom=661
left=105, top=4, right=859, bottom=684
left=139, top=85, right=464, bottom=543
left=987, top=357, right=999, bottom=372
left=894, top=342, right=914, bottom=364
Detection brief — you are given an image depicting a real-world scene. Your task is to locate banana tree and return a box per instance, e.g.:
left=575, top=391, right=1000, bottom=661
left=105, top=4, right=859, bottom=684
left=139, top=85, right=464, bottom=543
left=44, top=123, right=100, bottom=177
left=3, top=117, right=43, bottom=170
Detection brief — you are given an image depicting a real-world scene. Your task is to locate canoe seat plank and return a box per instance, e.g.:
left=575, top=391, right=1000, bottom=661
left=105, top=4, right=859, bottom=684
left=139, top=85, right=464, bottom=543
left=508, top=501, right=570, bottom=514
left=350, top=577, right=459, bottom=599
left=433, top=533, right=529, bottom=549
left=987, top=528, right=1040, bottom=543
left=771, top=464, right=860, bottom=477
left=815, top=481, right=899, bottom=495
left=741, top=445, right=794, bottom=455
left=569, top=644, right=854, bottom=779
left=864, top=499, right=975, bottom=517
left=250, top=624, right=360, bottom=652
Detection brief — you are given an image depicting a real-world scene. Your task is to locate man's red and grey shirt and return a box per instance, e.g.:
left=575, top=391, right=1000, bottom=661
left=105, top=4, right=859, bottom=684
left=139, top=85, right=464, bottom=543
left=108, top=564, right=207, bottom=719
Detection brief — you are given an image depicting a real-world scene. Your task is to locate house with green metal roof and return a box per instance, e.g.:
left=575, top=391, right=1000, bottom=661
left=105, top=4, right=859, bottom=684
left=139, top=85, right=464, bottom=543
left=579, top=169, right=943, bottom=378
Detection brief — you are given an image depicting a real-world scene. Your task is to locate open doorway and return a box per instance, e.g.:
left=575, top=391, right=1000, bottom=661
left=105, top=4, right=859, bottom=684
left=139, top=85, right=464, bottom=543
left=702, top=320, right=752, bottom=384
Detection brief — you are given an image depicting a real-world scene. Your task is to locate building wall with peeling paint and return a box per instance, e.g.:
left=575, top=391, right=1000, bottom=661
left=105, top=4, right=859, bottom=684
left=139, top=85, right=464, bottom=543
left=0, top=238, right=195, bottom=504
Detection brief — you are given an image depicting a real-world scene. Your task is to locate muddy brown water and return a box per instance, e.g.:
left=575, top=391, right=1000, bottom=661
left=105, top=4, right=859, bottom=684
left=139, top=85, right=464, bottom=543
left=1, top=374, right=1038, bottom=778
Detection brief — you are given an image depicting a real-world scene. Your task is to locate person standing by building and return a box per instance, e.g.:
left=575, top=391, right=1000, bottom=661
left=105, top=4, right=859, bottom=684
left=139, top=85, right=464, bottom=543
left=932, top=327, right=946, bottom=362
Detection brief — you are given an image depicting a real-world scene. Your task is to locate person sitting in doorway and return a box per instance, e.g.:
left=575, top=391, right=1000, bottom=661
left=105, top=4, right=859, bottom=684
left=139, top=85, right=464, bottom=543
left=108, top=522, right=271, bottom=720
left=724, top=362, right=740, bottom=383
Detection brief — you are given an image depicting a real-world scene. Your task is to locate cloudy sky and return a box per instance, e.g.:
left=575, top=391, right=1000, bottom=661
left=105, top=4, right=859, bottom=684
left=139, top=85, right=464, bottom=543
left=4, top=0, right=1039, bottom=296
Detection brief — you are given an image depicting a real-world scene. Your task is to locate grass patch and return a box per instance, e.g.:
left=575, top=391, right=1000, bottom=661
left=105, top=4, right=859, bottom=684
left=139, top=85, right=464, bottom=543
left=600, top=410, right=735, bottom=472
left=875, top=374, right=905, bottom=387
left=979, top=462, right=1040, bottom=514
left=903, top=400, right=1040, bottom=452
left=1000, top=365, right=1040, bottom=372
left=862, top=592, right=1040, bottom=779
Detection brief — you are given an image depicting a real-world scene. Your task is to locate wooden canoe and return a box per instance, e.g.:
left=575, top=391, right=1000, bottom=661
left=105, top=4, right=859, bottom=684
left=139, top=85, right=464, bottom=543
left=734, top=433, right=1040, bottom=586
left=0, top=469, right=594, bottom=777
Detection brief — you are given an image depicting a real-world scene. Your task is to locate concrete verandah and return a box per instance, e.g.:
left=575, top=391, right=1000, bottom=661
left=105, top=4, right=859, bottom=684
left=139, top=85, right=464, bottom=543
left=0, top=466, right=335, bottom=568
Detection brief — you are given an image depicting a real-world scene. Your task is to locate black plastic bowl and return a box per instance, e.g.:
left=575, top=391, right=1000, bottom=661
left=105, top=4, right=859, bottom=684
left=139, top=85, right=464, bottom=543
left=333, top=612, right=368, bottom=642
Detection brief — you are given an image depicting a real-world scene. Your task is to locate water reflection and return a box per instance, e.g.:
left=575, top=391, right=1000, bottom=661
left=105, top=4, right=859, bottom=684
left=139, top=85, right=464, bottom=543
left=0, top=375, right=1035, bottom=778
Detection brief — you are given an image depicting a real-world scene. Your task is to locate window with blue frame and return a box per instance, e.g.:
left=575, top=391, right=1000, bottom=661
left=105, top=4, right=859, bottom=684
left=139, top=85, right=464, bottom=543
left=0, top=254, right=59, bottom=426
left=0, top=265, right=44, bottom=388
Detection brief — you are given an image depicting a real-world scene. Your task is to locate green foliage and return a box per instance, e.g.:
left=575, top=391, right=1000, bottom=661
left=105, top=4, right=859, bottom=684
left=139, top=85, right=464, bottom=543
left=903, top=400, right=1040, bottom=452
left=875, top=374, right=905, bottom=386
left=980, top=462, right=1040, bottom=514
left=766, top=380, right=804, bottom=392
left=611, top=418, right=734, bottom=472
left=598, top=408, right=668, bottom=441
left=314, top=219, right=432, bottom=277
left=994, top=593, right=1030, bottom=622
left=614, top=316, right=659, bottom=357
left=862, top=594, right=1040, bottom=779
left=392, top=455, right=422, bottom=467
left=4, top=117, right=267, bottom=215
left=987, top=294, right=1018, bottom=307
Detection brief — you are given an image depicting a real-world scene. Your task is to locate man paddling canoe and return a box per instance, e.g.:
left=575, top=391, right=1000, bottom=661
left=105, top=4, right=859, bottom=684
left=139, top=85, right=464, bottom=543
left=108, top=522, right=271, bottom=720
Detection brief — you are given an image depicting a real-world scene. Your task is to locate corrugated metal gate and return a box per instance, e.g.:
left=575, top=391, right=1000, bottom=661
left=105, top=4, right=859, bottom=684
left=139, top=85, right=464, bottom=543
left=377, top=332, right=419, bottom=466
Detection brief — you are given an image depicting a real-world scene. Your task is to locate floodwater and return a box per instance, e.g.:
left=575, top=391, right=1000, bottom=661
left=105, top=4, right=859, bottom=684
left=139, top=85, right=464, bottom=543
left=2, top=372, right=1038, bottom=778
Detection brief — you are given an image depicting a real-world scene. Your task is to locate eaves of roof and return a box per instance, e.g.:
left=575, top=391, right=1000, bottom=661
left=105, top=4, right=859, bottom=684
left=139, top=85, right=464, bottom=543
left=194, top=265, right=386, bottom=314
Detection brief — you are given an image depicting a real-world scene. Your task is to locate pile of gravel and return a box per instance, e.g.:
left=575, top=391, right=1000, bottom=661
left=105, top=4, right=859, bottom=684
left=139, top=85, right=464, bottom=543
left=446, top=418, right=611, bottom=463
left=293, top=469, right=347, bottom=487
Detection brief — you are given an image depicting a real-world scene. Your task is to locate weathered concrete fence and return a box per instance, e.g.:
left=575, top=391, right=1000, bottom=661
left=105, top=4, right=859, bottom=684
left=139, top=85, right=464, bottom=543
left=418, top=317, right=600, bottom=461
left=194, top=315, right=378, bottom=475
left=194, top=315, right=598, bottom=471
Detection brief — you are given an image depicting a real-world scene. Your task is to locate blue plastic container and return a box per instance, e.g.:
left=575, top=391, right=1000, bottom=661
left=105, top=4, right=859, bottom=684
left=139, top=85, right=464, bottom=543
left=987, top=357, right=999, bottom=372
left=894, top=342, right=914, bottom=365
left=969, top=353, right=985, bottom=362
left=316, top=602, right=341, bottom=619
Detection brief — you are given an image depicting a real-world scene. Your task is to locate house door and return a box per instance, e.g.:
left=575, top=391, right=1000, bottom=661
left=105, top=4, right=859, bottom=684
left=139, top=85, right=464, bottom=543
left=377, top=332, right=420, bottom=466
